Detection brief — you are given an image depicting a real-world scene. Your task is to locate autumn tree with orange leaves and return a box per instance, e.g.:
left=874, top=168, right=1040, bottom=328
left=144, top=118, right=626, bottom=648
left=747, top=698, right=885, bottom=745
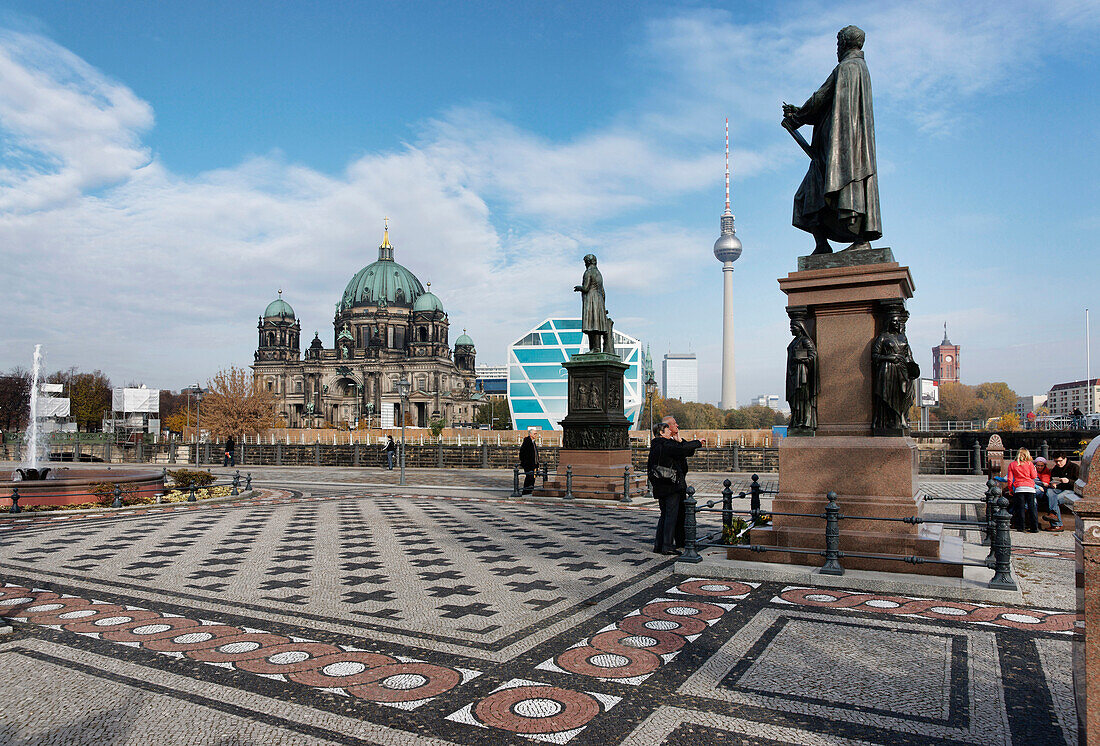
left=200, top=367, right=276, bottom=437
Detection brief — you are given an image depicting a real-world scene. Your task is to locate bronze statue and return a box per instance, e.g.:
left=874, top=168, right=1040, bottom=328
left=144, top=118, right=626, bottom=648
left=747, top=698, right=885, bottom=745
left=575, top=254, right=610, bottom=353
left=782, top=25, right=881, bottom=255
left=872, top=305, right=919, bottom=434
left=785, top=316, right=818, bottom=433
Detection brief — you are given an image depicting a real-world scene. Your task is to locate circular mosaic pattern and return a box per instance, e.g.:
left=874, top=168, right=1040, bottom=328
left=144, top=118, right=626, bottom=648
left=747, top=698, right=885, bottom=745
left=642, top=619, right=679, bottom=631
left=58, top=609, right=97, bottom=619
left=1001, top=613, right=1041, bottom=624
left=219, top=641, right=262, bottom=654
left=676, top=579, right=754, bottom=597
left=929, top=606, right=967, bottom=616
left=268, top=650, right=311, bottom=665
left=864, top=599, right=901, bottom=608
left=26, top=603, right=64, bottom=612
left=322, top=661, right=367, bottom=677
left=132, top=623, right=173, bottom=635
left=93, top=616, right=134, bottom=626
left=173, top=631, right=214, bottom=644
left=512, top=698, right=564, bottom=719
left=381, top=674, right=429, bottom=690
left=620, top=635, right=658, bottom=648
left=806, top=593, right=837, bottom=603
left=588, top=653, right=631, bottom=668
left=346, top=663, right=462, bottom=703
left=474, top=685, right=600, bottom=735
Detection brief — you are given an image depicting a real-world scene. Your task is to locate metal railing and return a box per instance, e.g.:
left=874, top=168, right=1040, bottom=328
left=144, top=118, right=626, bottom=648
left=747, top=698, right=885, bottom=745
left=679, top=478, right=1016, bottom=590
left=510, top=464, right=646, bottom=503
left=5, top=469, right=256, bottom=514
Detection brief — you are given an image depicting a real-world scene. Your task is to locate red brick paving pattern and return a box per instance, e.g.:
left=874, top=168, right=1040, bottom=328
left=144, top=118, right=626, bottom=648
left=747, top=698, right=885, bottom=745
left=777, top=586, right=1079, bottom=633
left=0, top=583, right=473, bottom=707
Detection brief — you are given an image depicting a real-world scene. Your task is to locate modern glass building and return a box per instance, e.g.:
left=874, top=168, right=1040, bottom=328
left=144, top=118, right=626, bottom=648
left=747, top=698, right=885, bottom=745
left=507, top=318, right=643, bottom=431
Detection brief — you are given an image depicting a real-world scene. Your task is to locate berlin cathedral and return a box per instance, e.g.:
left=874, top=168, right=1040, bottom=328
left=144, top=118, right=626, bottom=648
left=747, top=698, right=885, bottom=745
left=252, top=222, right=478, bottom=429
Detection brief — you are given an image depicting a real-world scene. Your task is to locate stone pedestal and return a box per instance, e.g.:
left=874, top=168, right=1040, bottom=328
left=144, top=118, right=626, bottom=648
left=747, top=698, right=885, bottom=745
left=533, top=352, right=635, bottom=500
left=729, top=250, right=960, bottom=576
left=1073, top=435, right=1100, bottom=744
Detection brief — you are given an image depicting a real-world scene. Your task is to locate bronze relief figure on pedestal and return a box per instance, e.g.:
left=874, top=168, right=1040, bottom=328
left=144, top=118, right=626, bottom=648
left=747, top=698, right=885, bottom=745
left=872, top=302, right=919, bottom=435
left=785, top=308, right=818, bottom=435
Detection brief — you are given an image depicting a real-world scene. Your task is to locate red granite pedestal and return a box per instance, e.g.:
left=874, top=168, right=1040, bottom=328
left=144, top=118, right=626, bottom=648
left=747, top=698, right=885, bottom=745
left=1073, top=435, right=1100, bottom=744
left=535, top=449, right=640, bottom=500
left=728, top=251, right=961, bottom=577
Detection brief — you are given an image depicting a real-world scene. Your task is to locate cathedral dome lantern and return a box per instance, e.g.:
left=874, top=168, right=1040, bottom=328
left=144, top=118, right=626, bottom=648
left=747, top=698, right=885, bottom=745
left=255, top=290, right=300, bottom=363
left=338, top=219, right=425, bottom=311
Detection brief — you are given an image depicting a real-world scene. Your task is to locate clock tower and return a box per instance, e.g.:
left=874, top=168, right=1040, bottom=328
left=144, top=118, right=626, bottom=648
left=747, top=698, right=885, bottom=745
left=932, top=323, right=960, bottom=384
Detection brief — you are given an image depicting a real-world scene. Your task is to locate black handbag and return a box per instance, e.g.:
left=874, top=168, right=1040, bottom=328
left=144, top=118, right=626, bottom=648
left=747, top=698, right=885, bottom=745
left=649, top=464, right=678, bottom=484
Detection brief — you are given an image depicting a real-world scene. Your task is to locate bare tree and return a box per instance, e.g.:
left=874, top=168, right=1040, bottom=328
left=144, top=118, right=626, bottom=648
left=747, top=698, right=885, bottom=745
left=201, top=367, right=276, bottom=437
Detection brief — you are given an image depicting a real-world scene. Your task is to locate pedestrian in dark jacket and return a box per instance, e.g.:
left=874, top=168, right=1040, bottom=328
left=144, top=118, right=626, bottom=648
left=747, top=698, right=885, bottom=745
left=224, top=436, right=236, bottom=467
left=520, top=429, right=539, bottom=494
left=648, top=417, right=703, bottom=554
left=384, top=436, right=396, bottom=470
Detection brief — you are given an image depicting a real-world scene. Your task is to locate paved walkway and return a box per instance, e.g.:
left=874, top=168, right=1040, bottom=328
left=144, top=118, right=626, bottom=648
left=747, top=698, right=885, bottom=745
left=0, top=469, right=1078, bottom=744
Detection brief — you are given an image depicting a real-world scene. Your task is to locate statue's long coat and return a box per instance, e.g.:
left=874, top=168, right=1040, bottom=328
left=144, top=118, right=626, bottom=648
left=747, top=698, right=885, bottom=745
left=791, top=49, right=882, bottom=243
left=578, top=266, right=607, bottom=335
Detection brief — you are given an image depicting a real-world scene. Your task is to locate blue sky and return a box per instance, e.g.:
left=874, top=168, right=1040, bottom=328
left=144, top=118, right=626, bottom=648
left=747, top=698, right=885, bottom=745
left=0, top=1, right=1098, bottom=404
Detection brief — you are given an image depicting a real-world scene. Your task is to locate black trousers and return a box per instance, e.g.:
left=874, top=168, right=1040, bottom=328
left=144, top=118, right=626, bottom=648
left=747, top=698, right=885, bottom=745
left=522, top=469, right=535, bottom=493
left=1012, top=490, right=1039, bottom=531
left=654, top=490, right=683, bottom=551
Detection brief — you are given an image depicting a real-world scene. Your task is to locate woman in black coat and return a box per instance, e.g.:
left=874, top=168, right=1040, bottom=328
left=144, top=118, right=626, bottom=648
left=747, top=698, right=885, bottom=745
left=648, top=421, right=703, bottom=555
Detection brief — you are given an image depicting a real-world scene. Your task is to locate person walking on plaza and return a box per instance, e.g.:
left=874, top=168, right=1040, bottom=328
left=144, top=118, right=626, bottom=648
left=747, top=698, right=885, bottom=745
left=1043, top=452, right=1080, bottom=531
left=384, top=435, right=396, bottom=470
left=1006, top=447, right=1040, bottom=532
left=519, top=428, right=539, bottom=495
left=648, top=417, right=703, bottom=555
left=223, top=435, right=236, bottom=467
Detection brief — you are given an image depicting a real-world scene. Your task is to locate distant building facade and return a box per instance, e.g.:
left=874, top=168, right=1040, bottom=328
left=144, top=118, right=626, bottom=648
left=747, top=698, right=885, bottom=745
left=475, top=365, right=508, bottom=400
left=1046, top=379, right=1100, bottom=417
left=251, top=225, right=477, bottom=429
left=1015, top=395, right=1048, bottom=420
left=507, top=318, right=643, bottom=431
left=663, top=353, right=698, bottom=402
left=932, top=324, right=960, bottom=384
left=752, top=394, right=783, bottom=411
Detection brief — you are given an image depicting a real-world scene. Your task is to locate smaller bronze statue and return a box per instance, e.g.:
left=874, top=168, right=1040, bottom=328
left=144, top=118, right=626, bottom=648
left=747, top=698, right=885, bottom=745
left=872, top=304, right=919, bottom=434
left=786, top=315, right=818, bottom=433
left=575, top=254, right=611, bottom=353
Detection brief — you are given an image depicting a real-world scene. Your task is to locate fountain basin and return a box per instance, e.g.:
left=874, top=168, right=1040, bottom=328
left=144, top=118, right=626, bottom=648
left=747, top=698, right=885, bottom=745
left=1, top=468, right=166, bottom=507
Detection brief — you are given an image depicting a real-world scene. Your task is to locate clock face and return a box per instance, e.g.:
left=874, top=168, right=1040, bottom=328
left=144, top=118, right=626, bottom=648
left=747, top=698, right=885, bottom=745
left=944, top=355, right=953, bottom=363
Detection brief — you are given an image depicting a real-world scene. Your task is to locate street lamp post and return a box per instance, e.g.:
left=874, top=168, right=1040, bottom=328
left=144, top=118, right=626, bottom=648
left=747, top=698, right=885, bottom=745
left=645, top=374, right=657, bottom=435
left=397, top=378, right=411, bottom=486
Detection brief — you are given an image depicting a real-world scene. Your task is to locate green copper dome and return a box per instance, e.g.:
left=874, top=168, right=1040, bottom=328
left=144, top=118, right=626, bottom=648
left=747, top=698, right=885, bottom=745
left=339, top=225, right=425, bottom=310
left=412, top=283, right=444, bottom=313
left=455, top=331, right=474, bottom=347
left=264, top=293, right=295, bottom=320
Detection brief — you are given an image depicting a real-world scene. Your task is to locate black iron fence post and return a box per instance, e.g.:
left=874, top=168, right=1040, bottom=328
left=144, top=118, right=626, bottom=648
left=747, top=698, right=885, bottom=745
left=821, top=491, right=845, bottom=575
left=511, top=465, right=521, bottom=498
left=722, top=479, right=734, bottom=536
left=564, top=465, right=574, bottom=500
left=989, top=493, right=1017, bottom=590
left=750, top=474, right=761, bottom=517
left=188, top=485, right=197, bottom=502
left=621, top=466, right=633, bottom=503
left=232, top=470, right=240, bottom=496
left=984, top=479, right=997, bottom=562
left=680, top=486, right=702, bottom=563
left=731, top=444, right=740, bottom=472
left=245, top=473, right=252, bottom=491
left=111, top=485, right=123, bottom=508
left=972, top=441, right=983, bottom=476
left=540, top=463, right=548, bottom=486
left=9, top=486, right=20, bottom=514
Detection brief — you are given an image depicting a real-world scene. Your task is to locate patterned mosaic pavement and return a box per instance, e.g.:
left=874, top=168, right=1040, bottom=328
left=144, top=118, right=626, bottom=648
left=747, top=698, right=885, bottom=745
left=0, top=487, right=1079, bottom=745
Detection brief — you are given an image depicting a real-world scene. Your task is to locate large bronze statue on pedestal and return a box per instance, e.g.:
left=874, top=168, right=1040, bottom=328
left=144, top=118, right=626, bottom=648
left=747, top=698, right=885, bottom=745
left=782, top=25, right=881, bottom=255
left=872, top=303, right=919, bottom=435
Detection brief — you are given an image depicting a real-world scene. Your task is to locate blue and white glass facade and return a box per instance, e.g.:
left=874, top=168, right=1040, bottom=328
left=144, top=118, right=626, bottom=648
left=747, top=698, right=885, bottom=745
left=507, top=318, right=643, bottom=431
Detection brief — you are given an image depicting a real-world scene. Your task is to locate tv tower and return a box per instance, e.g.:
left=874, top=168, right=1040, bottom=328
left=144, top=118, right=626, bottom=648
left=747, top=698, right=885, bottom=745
left=713, top=118, right=743, bottom=410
